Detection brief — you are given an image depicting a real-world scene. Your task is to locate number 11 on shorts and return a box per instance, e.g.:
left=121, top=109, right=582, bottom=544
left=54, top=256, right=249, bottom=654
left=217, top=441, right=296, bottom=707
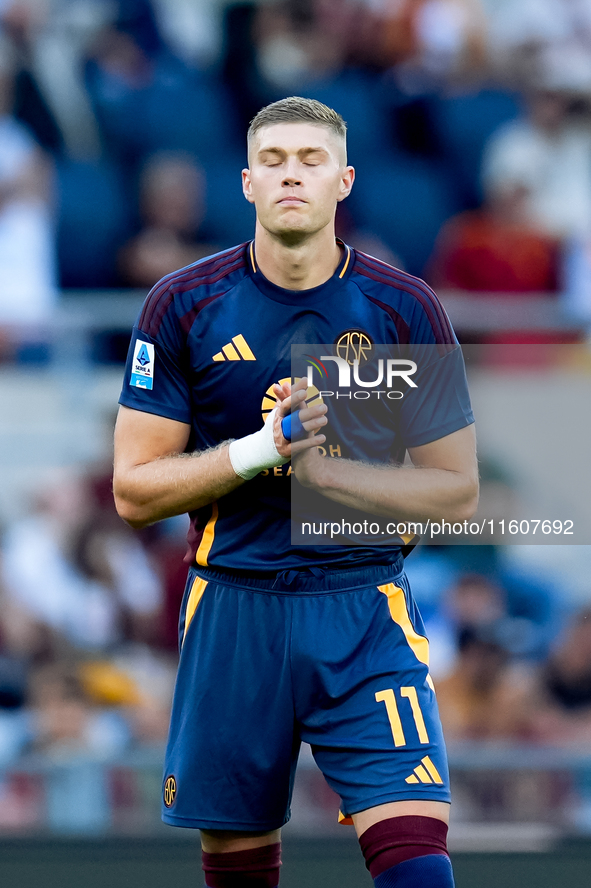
left=375, top=687, right=430, bottom=746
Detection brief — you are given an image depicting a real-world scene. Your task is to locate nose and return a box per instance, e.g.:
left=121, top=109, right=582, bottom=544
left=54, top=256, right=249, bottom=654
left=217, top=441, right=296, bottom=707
left=282, top=158, right=302, bottom=186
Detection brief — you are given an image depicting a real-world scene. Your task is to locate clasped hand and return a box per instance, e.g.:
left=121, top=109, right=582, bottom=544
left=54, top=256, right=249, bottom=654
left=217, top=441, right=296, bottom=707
left=272, top=378, right=328, bottom=485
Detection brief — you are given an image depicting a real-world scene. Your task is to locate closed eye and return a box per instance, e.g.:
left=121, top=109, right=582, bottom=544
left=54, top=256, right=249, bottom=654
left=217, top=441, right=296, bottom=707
left=300, top=149, right=328, bottom=164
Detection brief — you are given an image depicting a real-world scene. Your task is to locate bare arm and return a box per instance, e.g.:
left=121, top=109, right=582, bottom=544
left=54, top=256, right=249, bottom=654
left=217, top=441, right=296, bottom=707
left=113, top=407, right=240, bottom=528
left=113, top=378, right=328, bottom=528
left=292, top=424, right=479, bottom=523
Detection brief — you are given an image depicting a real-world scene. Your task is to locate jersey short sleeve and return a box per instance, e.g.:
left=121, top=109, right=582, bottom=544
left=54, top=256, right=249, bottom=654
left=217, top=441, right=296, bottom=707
left=350, top=251, right=474, bottom=452
left=119, top=319, right=192, bottom=425
left=398, top=344, right=474, bottom=449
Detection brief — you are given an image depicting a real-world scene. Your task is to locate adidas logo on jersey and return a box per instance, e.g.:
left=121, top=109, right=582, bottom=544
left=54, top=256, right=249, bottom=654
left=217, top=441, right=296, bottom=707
left=405, top=756, right=444, bottom=785
left=213, top=335, right=256, bottom=362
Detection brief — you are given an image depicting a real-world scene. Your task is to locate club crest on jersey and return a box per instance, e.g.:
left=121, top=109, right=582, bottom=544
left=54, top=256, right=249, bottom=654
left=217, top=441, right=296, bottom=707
left=130, top=340, right=155, bottom=390
left=334, top=329, right=374, bottom=366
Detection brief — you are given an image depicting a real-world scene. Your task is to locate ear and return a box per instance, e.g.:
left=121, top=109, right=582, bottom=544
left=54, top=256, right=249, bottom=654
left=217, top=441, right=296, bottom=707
left=242, top=168, right=255, bottom=204
left=337, top=165, right=355, bottom=203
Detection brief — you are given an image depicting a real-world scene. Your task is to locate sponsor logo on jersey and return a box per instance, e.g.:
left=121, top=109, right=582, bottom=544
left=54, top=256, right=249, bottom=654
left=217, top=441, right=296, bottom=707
left=130, top=340, right=155, bottom=390
left=212, top=334, right=256, bottom=362
left=163, top=775, right=177, bottom=807
left=334, top=329, right=374, bottom=366
left=405, top=756, right=444, bottom=785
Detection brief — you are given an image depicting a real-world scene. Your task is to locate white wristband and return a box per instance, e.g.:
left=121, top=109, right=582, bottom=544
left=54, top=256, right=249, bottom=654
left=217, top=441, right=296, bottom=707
left=228, top=408, right=289, bottom=480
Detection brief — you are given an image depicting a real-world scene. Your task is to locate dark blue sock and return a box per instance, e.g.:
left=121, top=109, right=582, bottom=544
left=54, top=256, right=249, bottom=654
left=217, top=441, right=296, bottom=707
left=374, top=853, right=455, bottom=887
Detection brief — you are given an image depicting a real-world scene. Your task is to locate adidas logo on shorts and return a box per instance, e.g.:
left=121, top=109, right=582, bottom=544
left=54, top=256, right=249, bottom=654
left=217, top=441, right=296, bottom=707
left=405, top=756, right=444, bottom=785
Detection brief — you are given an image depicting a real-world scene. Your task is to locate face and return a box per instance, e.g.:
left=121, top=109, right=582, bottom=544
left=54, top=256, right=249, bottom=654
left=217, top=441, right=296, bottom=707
left=242, top=122, right=354, bottom=243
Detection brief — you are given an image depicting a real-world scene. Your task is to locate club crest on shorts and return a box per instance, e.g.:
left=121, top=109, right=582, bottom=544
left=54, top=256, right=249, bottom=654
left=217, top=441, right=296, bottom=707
left=130, top=340, right=155, bottom=390
left=163, top=775, right=177, bottom=808
left=334, top=329, right=374, bottom=366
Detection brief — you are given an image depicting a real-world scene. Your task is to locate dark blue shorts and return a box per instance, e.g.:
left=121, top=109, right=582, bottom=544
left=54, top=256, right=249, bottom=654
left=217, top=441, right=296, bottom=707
left=162, top=561, right=450, bottom=831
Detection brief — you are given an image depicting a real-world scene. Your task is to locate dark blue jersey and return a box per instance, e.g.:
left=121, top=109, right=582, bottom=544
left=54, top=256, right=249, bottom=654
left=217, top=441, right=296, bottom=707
left=119, top=241, right=474, bottom=571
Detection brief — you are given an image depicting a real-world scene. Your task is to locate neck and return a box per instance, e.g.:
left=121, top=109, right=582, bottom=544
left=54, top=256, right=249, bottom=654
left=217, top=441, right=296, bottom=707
left=253, top=223, right=342, bottom=290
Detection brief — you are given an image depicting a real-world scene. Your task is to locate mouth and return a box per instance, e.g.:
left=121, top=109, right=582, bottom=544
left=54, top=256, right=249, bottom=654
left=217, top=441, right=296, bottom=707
left=277, top=197, right=307, bottom=206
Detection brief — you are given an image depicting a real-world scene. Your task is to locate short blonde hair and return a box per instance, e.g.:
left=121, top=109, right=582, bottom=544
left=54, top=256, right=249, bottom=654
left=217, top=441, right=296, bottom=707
left=248, top=96, right=347, bottom=159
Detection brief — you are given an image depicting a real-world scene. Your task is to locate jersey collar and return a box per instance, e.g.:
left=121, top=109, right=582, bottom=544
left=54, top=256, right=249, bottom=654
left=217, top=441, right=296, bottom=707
left=247, top=238, right=353, bottom=305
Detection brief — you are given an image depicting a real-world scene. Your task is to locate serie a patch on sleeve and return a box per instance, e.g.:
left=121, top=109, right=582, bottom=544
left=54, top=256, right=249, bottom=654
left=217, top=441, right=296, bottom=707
left=130, top=340, right=155, bottom=390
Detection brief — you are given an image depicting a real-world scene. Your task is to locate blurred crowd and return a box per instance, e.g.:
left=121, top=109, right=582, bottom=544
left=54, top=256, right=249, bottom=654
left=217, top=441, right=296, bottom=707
left=0, top=461, right=188, bottom=769
left=403, top=545, right=591, bottom=748
left=1, top=0, right=591, bottom=327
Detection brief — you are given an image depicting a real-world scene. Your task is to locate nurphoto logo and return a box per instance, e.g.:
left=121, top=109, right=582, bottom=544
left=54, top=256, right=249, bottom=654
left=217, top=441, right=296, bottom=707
left=306, top=354, right=417, bottom=399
